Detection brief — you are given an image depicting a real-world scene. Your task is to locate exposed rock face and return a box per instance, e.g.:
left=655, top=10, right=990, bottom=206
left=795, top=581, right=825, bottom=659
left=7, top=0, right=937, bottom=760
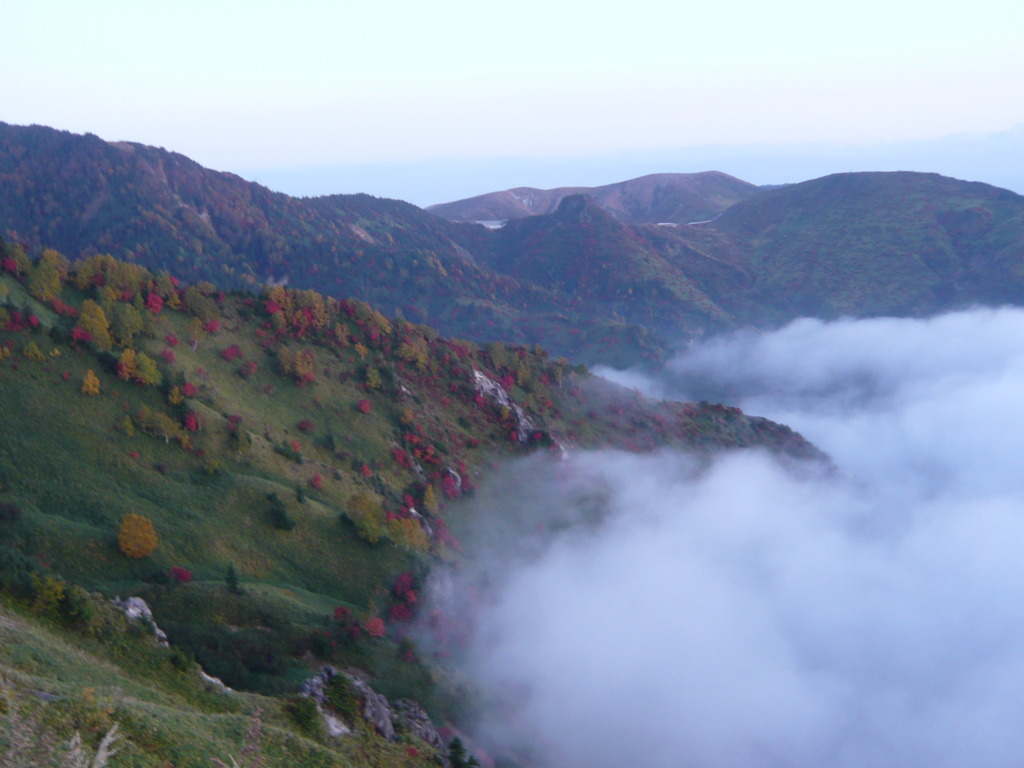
left=393, top=699, right=445, bottom=751
left=348, top=675, right=396, bottom=741
left=322, top=711, right=352, bottom=737
left=198, top=669, right=232, bottom=692
left=299, top=667, right=446, bottom=748
left=110, top=596, right=168, bottom=646
left=472, top=370, right=535, bottom=443
left=300, top=666, right=358, bottom=738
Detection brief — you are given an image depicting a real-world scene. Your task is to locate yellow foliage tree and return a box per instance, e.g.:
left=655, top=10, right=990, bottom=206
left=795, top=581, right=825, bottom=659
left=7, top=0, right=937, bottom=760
left=348, top=490, right=386, bottom=544
left=27, top=249, right=65, bottom=302
left=81, top=369, right=101, bottom=396
left=116, top=349, right=138, bottom=381
left=422, top=484, right=438, bottom=514
left=117, top=514, right=158, bottom=558
left=22, top=342, right=45, bottom=362
left=387, top=517, right=430, bottom=551
left=76, top=300, right=113, bottom=351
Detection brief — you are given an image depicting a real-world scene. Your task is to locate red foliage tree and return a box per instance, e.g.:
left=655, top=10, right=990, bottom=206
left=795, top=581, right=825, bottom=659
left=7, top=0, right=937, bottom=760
left=71, top=326, right=92, bottom=343
left=237, top=360, right=258, bottom=379
left=220, top=345, right=242, bottom=362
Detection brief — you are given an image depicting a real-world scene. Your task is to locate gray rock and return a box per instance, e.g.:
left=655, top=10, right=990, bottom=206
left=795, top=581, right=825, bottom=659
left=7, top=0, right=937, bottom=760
left=110, top=596, right=168, bottom=646
left=300, top=666, right=396, bottom=741
left=348, top=675, right=396, bottom=741
left=393, top=698, right=445, bottom=750
left=473, top=370, right=536, bottom=443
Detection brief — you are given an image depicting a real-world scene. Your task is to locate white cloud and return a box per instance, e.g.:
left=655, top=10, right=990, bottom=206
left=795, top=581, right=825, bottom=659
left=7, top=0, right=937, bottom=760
left=438, top=307, right=1024, bottom=767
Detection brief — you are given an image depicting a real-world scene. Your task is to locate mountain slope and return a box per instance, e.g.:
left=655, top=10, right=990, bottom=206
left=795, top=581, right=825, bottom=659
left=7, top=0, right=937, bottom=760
left=0, top=244, right=820, bottom=765
left=7, top=124, right=1024, bottom=365
left=708, top=171, right=1024, bottom=324
left=426, top=171, right=758, bottom=224
left=0, top=123, right=670, bottom=366
left=484, top=195, right=742, bottom=340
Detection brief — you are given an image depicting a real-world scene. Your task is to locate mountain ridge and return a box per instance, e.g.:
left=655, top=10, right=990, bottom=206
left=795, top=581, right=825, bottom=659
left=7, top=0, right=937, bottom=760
left=5, top=123, right=1024, bottom=368
left=426, top=171, right=758, bottom=224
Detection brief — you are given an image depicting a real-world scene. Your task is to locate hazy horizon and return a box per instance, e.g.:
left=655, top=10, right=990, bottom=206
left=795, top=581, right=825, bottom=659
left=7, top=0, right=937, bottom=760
left=6, top=0, right=1022, bottom=206
left=241, top=124, right=1024, bottom=206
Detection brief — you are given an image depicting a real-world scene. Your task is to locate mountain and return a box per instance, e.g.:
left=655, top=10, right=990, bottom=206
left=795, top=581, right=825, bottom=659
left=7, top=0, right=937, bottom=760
left=707, top=171, right=1024, bottom=325
left=484, top=194, right=744, bottom=341
left=426, top=171, right=758, bottom=224
left=471, top=170, right=1024, bottom=343
left=0, top=245, right=818, bottom=766
left=0, top=123, right=670, bottom=366
left=6, top=123, right=1024, bottom=368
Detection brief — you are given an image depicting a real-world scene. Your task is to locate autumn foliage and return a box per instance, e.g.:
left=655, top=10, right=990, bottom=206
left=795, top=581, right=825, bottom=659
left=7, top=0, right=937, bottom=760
left=81, top=369, right=100, bottom=395
left=117, top=513, right=158, bottom=558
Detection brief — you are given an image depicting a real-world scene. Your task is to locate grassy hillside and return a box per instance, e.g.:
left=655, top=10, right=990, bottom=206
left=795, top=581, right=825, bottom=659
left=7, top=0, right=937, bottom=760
left=0, top=243, right=817, bottom=766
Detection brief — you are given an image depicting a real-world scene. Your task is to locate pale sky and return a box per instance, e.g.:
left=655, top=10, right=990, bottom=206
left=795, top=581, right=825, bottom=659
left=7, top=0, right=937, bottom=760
left=5, top=0, right=1024, bottom=204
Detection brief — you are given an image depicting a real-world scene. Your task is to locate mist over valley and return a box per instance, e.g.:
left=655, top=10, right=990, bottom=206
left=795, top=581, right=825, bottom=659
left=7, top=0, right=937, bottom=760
left=449, top=308, right=1024, bottom=767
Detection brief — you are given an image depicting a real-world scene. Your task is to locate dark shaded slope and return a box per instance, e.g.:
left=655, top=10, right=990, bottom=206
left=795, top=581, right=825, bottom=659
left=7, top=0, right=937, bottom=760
left=487, top=195, right=742, bottom=338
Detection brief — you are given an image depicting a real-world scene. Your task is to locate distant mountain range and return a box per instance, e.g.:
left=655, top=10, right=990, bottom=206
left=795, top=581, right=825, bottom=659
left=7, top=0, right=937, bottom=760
left=425, top=171, right=757, bottom=225
left=3, top=122, right=1024, bottom=366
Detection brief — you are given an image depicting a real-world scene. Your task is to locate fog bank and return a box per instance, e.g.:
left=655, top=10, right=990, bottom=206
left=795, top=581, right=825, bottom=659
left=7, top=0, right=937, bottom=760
left=447, top=308, right=1024, bottom=768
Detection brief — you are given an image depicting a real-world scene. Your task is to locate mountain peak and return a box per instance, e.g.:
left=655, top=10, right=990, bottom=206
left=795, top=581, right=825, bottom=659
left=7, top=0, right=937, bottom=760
left=427, top=171, right=758, bottom=225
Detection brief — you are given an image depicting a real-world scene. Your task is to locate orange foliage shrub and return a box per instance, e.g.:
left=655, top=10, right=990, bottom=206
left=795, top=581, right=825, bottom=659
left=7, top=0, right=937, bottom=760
left=117, top=513, right=158, bottom=558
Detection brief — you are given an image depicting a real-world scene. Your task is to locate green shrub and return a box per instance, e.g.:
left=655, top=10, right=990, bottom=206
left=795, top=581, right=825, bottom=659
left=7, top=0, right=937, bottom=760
left=324, top=674, right=361, bottom=721
left=0, top=544, right=36, bottom=599
left=284, top=696, right=322, bottom=737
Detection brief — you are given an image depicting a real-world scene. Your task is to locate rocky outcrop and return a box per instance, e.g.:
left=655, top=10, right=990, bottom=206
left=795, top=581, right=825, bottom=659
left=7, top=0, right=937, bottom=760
left=472, top=370, right=536, bottom=443
left=300, top=666, right=357, bottom=737
left=393, top=699, right=445, bottom=751
left=348, top=675, right=396, bottom=741
left=299, top=667, right=446, bottom=748
left=110, top=596, right=168, bottom=646
left=198, top=669, right=232, bottom=692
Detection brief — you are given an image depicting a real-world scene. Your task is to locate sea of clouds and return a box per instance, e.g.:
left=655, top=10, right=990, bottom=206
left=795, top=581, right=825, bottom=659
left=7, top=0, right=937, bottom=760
left=435, top=307, right=1024, bottom=768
